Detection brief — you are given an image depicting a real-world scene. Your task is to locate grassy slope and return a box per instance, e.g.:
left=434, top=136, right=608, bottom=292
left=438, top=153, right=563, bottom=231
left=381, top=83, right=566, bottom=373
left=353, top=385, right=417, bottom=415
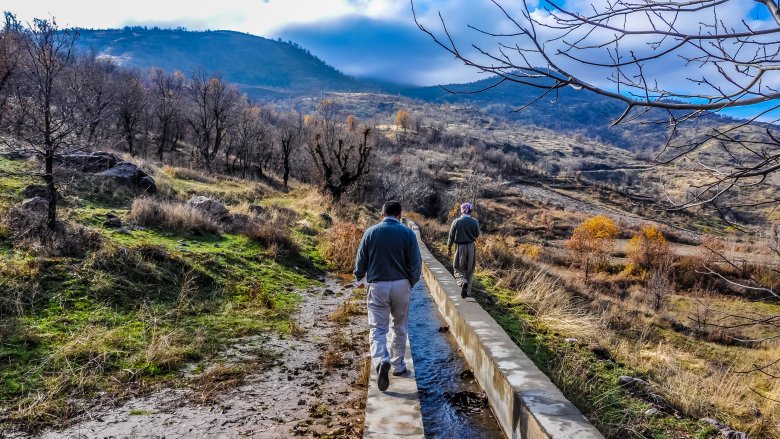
left=0, top=157, right=327, bottom=431
left=418, top=233, right=719, bottom=439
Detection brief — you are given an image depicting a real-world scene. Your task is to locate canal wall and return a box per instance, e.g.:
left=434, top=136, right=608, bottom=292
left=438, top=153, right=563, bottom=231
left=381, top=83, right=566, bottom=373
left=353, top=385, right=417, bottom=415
left=406, top=220, right=604, bottom=439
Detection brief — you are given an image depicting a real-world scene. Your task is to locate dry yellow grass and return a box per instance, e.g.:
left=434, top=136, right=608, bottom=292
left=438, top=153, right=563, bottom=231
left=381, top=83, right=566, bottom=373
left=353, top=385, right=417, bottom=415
left=321, top=221, right=364, bottom=273
left=128, top=197, right=220, bottom=235
left=477, top=225, right=780, bottom=436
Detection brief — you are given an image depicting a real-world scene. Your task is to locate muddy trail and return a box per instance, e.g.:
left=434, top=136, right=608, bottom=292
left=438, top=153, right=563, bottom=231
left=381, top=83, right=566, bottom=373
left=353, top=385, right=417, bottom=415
left=24, top=276, right=368, bottom=439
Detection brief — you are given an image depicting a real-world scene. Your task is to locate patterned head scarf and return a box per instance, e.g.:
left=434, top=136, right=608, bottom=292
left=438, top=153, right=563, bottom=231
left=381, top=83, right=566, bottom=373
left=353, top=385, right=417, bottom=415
left=460, top=202, right=473, bottom=214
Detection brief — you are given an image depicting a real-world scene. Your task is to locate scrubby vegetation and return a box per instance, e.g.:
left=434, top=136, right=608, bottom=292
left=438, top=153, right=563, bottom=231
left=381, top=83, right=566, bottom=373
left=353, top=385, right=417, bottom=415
left=1, top=13, right=779, bottom=439
left=0, top=156, right=330, bottom=432
left=415, top=204, right=780, bottom=437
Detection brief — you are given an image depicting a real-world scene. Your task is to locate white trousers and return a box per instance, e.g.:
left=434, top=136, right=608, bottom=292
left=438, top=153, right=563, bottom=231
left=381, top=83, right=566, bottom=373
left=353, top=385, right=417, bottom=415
left=367, top=279, right=412, bottom=373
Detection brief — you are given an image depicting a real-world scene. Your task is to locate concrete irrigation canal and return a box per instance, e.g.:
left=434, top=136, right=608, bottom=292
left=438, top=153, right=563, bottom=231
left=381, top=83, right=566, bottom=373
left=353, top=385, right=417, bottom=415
left=409, top=281, right=505, bottom=438
left=363, top=221, right=604, bottom=439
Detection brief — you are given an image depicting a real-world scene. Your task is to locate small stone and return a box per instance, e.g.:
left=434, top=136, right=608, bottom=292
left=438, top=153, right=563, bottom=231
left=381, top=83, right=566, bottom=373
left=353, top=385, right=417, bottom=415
left=564, top=338, right=579, bottom=344
left=459, top=369, right=475, bottom=380
left=119, top=227, right=131, bottom=235
left=588, top=343, right=612, bottom=360
left=644, top=408, right=658, bottom=417
left=437, top=326, right=449, bottom=333
left=187, top=195, right=229, bottom=219
left=619, top=376, right=647, bottom=388
left=248, top=204, right=265, bottom=216
left=319, top=212, right=333, bottom=227
left=20, top=197, right=48, bottom=214
left=103, top=217, right=122, bottom=228
left=105, top=212, right=118, bottom=219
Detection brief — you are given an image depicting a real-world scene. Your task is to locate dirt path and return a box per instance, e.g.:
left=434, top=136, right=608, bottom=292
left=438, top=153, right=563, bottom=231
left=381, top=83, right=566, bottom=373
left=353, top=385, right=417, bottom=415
left=29, top=276, right=368, bottom=439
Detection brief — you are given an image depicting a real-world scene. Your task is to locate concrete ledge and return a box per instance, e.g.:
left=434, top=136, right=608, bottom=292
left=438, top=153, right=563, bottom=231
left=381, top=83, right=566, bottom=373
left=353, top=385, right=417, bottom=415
left=363, top=337, right=425, bottom=438
left=406, top=220, right=603, bottom=439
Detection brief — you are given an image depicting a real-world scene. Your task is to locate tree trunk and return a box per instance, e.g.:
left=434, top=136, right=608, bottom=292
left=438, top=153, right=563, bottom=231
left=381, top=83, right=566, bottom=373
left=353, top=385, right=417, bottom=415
left=283, top=155, right=291, bottom=192
left=44, top=151, right=56, bottom=230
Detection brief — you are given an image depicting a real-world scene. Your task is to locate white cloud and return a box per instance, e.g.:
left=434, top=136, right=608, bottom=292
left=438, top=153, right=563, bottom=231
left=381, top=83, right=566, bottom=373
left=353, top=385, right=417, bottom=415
left=1, top=0, right=399, bottom=34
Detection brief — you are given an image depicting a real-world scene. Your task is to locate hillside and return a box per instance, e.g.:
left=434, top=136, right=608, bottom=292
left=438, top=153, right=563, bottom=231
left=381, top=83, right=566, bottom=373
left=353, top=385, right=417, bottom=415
left=403, top=76, right=737, bottom=152
left=74, top=28, right=373, bottom=98
left=73, top=27, right=738, bottom=153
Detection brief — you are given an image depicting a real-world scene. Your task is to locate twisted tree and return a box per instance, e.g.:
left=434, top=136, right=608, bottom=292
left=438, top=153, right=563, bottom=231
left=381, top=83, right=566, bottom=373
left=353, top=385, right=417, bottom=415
left=413, top=0, right=780, bottom=216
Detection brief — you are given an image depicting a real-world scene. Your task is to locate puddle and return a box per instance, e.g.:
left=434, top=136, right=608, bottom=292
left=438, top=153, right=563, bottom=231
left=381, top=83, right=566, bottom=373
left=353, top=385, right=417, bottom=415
left=408, top=281, right=505, bottom=438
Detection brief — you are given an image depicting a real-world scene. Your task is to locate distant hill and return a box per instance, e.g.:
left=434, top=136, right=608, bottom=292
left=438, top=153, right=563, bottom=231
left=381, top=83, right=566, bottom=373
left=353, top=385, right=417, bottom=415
left=402, top=76, right=733, bottom=151
left=74, top=28, right=374, bottom=98
left=72, top=28, right=737, bottom=151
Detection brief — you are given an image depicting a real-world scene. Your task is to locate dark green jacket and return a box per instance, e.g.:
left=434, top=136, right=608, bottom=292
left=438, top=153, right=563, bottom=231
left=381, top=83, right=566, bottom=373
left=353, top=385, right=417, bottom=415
left=447, top=215, right=480, bottom=248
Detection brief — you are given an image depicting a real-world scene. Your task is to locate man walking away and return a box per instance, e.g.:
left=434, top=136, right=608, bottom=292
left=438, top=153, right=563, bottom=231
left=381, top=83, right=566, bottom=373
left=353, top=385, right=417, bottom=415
left=354, top=201, right=422, bottom=392
left=447, top=202, right=480, bottom=298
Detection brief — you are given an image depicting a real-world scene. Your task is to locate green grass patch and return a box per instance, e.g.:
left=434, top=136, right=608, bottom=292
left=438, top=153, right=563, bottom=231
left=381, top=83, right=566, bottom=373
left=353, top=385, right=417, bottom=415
left=0, top=209, right=323, bottom=432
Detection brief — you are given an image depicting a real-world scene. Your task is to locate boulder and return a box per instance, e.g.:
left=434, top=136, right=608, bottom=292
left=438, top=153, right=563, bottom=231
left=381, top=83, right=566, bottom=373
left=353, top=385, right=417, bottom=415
left=702, top=418, right=748, bottom=439
left=2, top=151, right=34, bottom=161
left=20, top=197, right=48, bottom=214
left=21, top=185, right=50, bottom=200
left=139, top=175, right=157, bottom=193
left=188, top=196, right=229, bottom=219
left=103, top=217, right=122, bottom=228
left=319, top=212, right=333, bottom=228
left=248, top=204, right=265, bottom=216
left=97, top=162, right=157, bottom=194
left=618, top=376, right=648, bottom=389
left=226, top=213, right=252, bottom=233
left=60, top=151, right=120, bottom=172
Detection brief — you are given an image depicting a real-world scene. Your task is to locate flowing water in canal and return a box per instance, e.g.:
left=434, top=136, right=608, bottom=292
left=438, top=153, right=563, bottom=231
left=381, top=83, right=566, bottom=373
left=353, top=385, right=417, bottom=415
left=408, top=281, right=505, bottom=439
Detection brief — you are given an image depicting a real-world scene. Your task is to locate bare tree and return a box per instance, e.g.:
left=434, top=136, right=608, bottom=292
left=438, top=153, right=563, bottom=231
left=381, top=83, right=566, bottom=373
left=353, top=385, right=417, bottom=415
left=413, top=0, right=780, bottom=215
left=0, top=12, right=22, bottom=125
left=187, top=72, right=239, bottom=171
left=72, top=51, right=117, bottom=146
left=377, top=156, right=433, bottom=212
left=278, top=111, right=304, bottom=191
left=4, top=18, right=78, bottom=230
left=149, top=68, right=184, bottom=162
left=114, top=69, right=147, bottom=156
left=307, top=100, right=374, bottom=201
left=647, top=256, right=674, bottom=311
left=229, top=102, right=267, bottom=178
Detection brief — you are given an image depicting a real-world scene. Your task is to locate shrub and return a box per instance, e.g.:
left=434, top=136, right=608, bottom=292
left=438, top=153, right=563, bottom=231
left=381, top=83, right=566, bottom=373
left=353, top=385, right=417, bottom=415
left=321, top=221, right=364, bottom=273
left=567, top=215, right=619, bottom=279
left=0, top=203, right=101, bottom=257
left=627, top=225, right=670, bottom=274
left=232, top=204, right=298, bottom=254
left=481, top=234, right=518, bottom=271
left=240, top=221, right=298, bottom=254
left=128, top=197, right=220, bottom=235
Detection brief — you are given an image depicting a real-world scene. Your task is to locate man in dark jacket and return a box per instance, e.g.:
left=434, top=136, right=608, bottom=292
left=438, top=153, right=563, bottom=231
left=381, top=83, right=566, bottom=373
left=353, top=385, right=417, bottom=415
left=447, top=202, right=480, bottom=298
left=354, top=201, right=422, bottom=392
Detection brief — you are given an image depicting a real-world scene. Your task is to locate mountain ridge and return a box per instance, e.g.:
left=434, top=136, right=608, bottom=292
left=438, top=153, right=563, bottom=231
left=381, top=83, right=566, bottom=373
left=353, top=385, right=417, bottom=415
left=74, top=27, right=374, bottom=98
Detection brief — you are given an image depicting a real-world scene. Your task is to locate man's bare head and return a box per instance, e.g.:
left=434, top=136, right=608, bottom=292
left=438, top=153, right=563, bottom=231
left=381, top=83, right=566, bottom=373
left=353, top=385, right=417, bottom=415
left=382, top=201, right=402, bottom=218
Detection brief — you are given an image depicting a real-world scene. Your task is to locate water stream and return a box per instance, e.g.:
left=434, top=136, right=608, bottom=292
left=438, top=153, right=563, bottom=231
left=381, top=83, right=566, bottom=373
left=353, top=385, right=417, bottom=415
left=408, top=281, right=505, bottom=439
